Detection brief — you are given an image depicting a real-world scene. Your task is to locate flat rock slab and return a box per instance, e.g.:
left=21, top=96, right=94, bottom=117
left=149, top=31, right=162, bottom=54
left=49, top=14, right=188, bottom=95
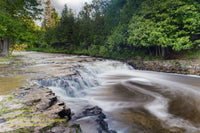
left=0, top=85, right=81, bottom=133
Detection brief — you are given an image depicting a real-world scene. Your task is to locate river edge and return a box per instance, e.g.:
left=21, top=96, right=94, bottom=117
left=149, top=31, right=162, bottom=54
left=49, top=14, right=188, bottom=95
left=127, top=59, right=200, bottom=76
left=0, top=52, right=114, bottom=133
left=0, top=84, right=82, bottom=133
left=0, top=53, right=85, bottom=133
left=25, top=49, right=200, bottom=76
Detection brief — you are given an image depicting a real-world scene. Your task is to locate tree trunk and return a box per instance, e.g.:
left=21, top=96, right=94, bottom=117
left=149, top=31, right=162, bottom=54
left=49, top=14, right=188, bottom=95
left=161, top=47, right=165, bottom=57
left=156, top=46, right=158, bottom=56
left=148, top=47, right=152, bottom=56
left=0, top=37, right=10, bottom=56
left=10, top=40, right=15, bottom=55
left=0, top=40, right=2, bottom=52
left=158, top=46, right=161, bottom=57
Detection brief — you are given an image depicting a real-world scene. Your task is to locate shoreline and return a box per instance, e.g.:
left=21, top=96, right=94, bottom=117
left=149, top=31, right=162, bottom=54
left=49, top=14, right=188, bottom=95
left=0, top=84, right=81, bottom=133
left=0, top=52, right=113, bottom=133
left=26, top=49, right=200, bottom=76
left=127, top=59, right=200, bottom=76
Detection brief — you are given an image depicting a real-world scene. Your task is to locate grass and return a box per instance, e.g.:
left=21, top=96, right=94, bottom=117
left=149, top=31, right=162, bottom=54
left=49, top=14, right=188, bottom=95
left=0, top=96, right=11, bottom=116
left=0, top=56, right=14, bottom=63
left=6, top=128, right=34, bottom=133
left=184, top=49, right=200, bottom=59
left=143, top=56, right=164, bottom=60
left=26, top=47, right=68, bottom=54
left=8, top=95, right=14, bottom=101
left=0, top=49, right=15, bottom=63
left=39, top=122, right=59, bottom=133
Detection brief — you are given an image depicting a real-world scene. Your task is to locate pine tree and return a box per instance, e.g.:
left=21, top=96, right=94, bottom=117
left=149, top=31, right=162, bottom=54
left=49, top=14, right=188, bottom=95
left=42, top=0, right=52, bottom=30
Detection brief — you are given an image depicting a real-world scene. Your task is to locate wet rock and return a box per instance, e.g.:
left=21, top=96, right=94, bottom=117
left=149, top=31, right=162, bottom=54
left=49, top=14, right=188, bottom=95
left=24, top=88, right=31, bottom=90
left=127, top=59, right=200, bottom=76
left=58, top=106, right=71, bottom=119
left=48, top=96, right=57, bottom=106
left=57, top=101, right=65, bottom=106
left=0, top=119, right=6, bottom=124
left=36, top=95, right=57, bottom=110
left=96, top=119, right=108, bottom=131
left=17, top=92, right=29, bottom=97
left=82, top=106, right=102, bottom=116
left=25, top=101, right=33, bottom=106
left=70, top=123, right=82, bottom=133
left=75, top=106, right=116, bottom=133
left=98, top=113, right=106, bottom=120
left=96, top=116, right=117, bottom=133
left=19, top=87, right=26, bottom=90
left=75, top=106, right=102, bottom=119
left=33, top=98, right=41, bottom=103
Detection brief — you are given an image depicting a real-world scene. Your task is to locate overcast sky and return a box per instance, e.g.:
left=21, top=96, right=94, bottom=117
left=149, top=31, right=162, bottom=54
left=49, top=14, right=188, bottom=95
left=37, top=0, right=93, bottom=26
left=51, top=0, right=93, bottom=14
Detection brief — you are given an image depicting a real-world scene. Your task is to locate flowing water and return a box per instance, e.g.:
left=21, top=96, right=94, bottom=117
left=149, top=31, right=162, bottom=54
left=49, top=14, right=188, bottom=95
left=1, top=52, right=200, bottom=133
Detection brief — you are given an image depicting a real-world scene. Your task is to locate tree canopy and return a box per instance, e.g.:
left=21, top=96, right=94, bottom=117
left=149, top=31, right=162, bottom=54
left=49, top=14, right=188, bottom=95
left=38, top=0, right=200, bottom=59
left=0, top=0, right=42, bottom=56
left=2, top=0, right=200, bottom=58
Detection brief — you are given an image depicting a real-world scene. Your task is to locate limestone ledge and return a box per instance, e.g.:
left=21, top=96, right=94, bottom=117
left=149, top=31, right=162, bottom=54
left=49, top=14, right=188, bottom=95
left=0, top=85, right=81, bottom=133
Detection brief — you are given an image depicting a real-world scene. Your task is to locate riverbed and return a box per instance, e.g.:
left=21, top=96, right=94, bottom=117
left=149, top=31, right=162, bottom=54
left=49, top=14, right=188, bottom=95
left=1, top=51, right=200, bottom=133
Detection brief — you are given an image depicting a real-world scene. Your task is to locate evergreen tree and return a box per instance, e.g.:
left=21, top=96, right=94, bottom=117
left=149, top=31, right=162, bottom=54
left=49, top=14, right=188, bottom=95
left=40, top=0, right=200, bottom=58
left=0, top=0, right=42, bottom=56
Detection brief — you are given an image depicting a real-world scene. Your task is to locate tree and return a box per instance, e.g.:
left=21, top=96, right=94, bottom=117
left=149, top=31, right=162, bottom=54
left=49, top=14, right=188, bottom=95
left=58, top=4, right=74, bottom=43
left=40, top=0, right=200, bottom=59
left=128, top=0, right=200, bottom=56
left=0, top=0, right=42, bottom=56
left=42, top=0, right=52, bottom=30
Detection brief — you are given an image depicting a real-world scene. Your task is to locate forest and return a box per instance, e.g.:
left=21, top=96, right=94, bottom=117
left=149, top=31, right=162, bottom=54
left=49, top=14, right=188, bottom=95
left=1, top=0, right=200, bottom=59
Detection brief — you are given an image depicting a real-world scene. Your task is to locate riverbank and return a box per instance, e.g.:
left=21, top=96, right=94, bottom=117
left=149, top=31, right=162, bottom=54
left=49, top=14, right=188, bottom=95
left=0, top=52, right=87, bottom=133
left=127, top=58, right=200, bottom=76
left=26, top=49, right=200, bottom=76
left=0, top=56, right=14, bottom=65
left=0, top=84, right=81, bottom=133
left=0, top=52, right=113, bottom=133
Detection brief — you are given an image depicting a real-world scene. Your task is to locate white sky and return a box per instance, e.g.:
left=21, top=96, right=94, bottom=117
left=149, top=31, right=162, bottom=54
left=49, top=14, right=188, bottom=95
left=36, top=0, right=92, bottom=26
left=51, top=0, right=93, bottom=15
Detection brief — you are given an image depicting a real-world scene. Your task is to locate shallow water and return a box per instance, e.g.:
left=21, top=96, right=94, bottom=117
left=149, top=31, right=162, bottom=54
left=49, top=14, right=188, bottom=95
left=1, top=51, right=200, bottom=133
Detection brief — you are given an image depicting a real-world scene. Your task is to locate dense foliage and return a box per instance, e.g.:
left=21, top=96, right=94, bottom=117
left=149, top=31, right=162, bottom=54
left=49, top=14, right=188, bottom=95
left=2, top=0, right=200, bottom=58
left=38, top=0, right=200, bottom=59
left=0, top=0, right=42, bottom=55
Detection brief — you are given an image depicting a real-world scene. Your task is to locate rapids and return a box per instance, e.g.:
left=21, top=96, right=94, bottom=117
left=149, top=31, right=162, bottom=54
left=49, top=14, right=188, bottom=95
left=1, top=51, right=200, bottom=133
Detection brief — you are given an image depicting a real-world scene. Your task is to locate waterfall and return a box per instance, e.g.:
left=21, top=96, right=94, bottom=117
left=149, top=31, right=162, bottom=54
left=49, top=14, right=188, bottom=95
left=38, top=60, right=133, bottom=97
left=37, top=58, right=200, bottom=132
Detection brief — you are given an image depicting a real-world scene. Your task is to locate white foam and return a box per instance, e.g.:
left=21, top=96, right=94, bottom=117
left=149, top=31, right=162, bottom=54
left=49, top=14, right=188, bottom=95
left=85, top=96, right=139, bottom=112
left=128, top=78, right=153, bottom=86
left=43, top=59, right=200, bottom=132
left=145, top=96, right=170, bottom=120
left=187, top=74, right=200, bottom=78
left=0, top=96, right=3, bottom=102
left=49, top=87, right=67, bottom=98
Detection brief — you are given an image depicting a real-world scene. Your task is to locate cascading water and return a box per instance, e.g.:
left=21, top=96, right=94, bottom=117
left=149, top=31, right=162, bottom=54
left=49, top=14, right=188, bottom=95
left=1, top=52, right=200, bottom=133
left=35, top=54, right=200, bottom=133
left=38, top=60, right=133, bottom=97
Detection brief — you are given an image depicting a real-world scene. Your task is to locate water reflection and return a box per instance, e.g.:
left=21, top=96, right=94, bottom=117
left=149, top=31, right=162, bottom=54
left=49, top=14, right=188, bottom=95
left=0, top=75, right=27, bottom=95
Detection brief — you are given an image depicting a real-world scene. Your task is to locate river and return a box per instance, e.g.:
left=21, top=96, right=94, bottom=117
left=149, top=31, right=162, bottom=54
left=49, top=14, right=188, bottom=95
left=0, top=52, right=200, bottom=133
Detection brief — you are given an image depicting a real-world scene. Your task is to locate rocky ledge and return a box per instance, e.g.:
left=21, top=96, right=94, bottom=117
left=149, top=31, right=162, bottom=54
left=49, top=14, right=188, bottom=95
left=74, top=106, right=117, bottom=133
left=127, top=59, right=200, bottom=76
left=0, top=84, right=81, bottom=133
